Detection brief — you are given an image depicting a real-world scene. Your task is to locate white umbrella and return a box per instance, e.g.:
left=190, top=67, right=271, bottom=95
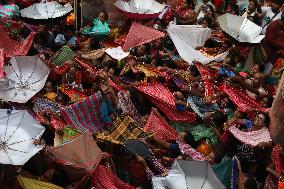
left=153, top=160, right=225, bottom=189
left=167, top=24, right=228, bottom=64
left=0, top=56, right=49, bottom=103
left=114, top=0, right=165, bottom=19
left=0, top=109, right=45, bottom=165
left=20, top=1, right=73, bottom=19
left=217, top=13, right=265, bottom=43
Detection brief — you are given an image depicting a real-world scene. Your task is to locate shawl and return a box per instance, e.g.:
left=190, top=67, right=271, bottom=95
left=96, top=116, right=153, bottom=145
left=0, top=4, right=19, bottom=18
left=18, top=175, right=63, bottom=189
left=220, top=84, right=269, bottom=113
left=144, top=110, right=178, bottom=141
left=212, top=156, right=238, bottom=189
left=49, top=46, right=75, bottom=66
left=177, top=141, right=205, bottom=161
left=59, top=86, right=88, bottom=101
left=81, top=48, right=106, bottom=60
left=32, top=97, right=61, bottom=113
left=60, top=92, right=104, bottom=133
left=117, top=91, right=143, bottom=127
left=229, top=126, right=272, bottom=147
left=92, top=165, right=135, bottom=189
left=187, top=96, right=219, bottom=118
left=82, top=18, right=110, bottom=36
left=170, top=122, right=218, bottom=144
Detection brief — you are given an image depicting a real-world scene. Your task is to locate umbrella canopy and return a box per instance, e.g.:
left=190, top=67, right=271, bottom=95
left=217, top=13, right=265, bottom=43
left=20, top=1, right=73, bottom=19
left=114, top=0, right=165, bottom=19
left=47, top=133, right=109, bottom=185
left=0, top=56, right=49, bottom=103
left=153, top=160, right=225, bottom=189
left=0, top=109, right=45, bottom=165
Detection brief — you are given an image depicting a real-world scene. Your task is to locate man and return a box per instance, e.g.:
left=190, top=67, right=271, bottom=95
left=55, top=26, right=77, bottom=48
left=262, top=12, right=284, bottom=64
left=261, top=0, right=283, bottom=34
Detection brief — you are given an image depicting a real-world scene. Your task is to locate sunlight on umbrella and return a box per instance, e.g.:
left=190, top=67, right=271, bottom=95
left=0, top=56, right=49, bottom=103
left=0, top=109, right=45, bottom=165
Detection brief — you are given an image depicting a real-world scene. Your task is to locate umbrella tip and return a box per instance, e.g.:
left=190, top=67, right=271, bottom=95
left=7, top=109, right=11, bottom=115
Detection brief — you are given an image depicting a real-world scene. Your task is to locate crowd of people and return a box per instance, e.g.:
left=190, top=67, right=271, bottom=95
left=0, top=0, right=284, bottom=188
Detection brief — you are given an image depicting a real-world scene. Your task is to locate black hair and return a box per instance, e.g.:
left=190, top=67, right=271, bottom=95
left=64, top=25, right=74, bottom=33
left=258, top=63, right=265, bottom=73
left=183, top=131, right=198, bottom=148
left=260, top=113, right=270, bottom=127
left=188, top=65, right=200, bottom=77
left=212, top=111, right=227, bottom=126
left=243, top=174, right=257, bottom=189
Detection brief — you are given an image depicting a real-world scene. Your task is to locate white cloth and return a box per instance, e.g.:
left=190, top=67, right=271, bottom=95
left=105, top=46, right=129, bottom=60
left=167, top=24, right=228, bottom=64
left=194, top=0, right=215, bottom=12
left=261, top=6, right=282, bottom=34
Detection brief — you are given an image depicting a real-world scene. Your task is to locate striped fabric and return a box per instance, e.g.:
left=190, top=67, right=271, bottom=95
left=60, top=93, right=104, bottom=133
left=144, top=110, right=178, bottom=141
left=0, top=4, right=19, bottom=18
left=96, top=116, right=153, bottom=145
left=50, top=46, right=75, bottom=66
left=18, top=175, right=63, bottom=189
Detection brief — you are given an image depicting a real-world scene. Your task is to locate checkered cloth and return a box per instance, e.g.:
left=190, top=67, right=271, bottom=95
left=123, top=22, right=165, bottom=51
left=144, top=110, right=178, bottom=141
left=96, top=116, right=153, bottom=145
left=0, top=26, right=35, bottom=57
left=92, top=165, right=135, bottom=189
left=60, top=93, right=104, bottom=133
left=49, top=46, right=75, bottom=66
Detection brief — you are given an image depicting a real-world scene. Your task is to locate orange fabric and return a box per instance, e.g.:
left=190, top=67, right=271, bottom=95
left=67, top=12, right=75, bottom=26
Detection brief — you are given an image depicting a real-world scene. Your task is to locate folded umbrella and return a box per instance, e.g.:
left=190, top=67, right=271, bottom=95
left=0, top=109, right=45, bottom=165
left=0, top=56, right=49, bottom=103
left=217, top=13, right=265, bottom=43
left=20, top=1, right=73, bottom=19
left=114, top=0, right=165, bottom=19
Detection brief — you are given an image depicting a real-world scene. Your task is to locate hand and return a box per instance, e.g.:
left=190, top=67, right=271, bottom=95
left=136, top=156, right=148, bottom=168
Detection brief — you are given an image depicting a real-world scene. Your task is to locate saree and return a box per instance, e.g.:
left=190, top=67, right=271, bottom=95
left=59, top=86, right=88, bottom=101
left=0, top=4, right=19, bottom=18
left=18, top=175, right=63, bottom=189
left=60, top=92, right=104, bottom=133
left=96, top=116, right=153, bottom=145
left=82, top=18, right=110, bottom=37
left=229, top=126, right=272, bottom=147
left=49, top=46, right=75, bottom=66
left=220, top=84, right=269, bottom=113
left=187, top=96, right=219, bottom=118
left=170, top=122, right=218, bottom=144
left=32, top=97, right=61, bottom=113
left=144, top=110, right=178, bottom=142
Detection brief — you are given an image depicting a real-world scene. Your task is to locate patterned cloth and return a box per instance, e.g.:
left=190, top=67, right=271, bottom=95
left=81, top=48, right=106, bottom=59
left=32, top=97, right=62, bottom=113
left=187, top=96, right=219, bottom=118
left=136, top=82, right=175, bottom=108
left=117, top=91, right=143, bottom=127
left=229, top=126, right=272, bottom=147
left=123, top=22, right=165, bottom=51
left=0, top=26, right=35, bottom=57
left=49, top=46, right=75, bottom=66
left=144, top=110, right=178, bottom=141
left=92, top=165, right=135, bottom=189
left=82, top=18, right=110, bottom=37
left=0, top=4, right=19, bottom=18
left=18, top=175, right=63, bottom=189
left=59, top=86, right=88, bottom=101
left=187, top=124, right=219, bottom=144
left=60, top=93, right=104, bottom=133
left=96, top=116, right=153, bottom=145
left=0, top=48, right=4, bottom=78
left=177, top=141, right=205, bottom=161
left=220, top=84, right=269, bottom=113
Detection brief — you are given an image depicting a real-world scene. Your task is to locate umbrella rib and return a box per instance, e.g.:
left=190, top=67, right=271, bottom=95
left=7, top=146, right=28, bottom=154
left=3, top=113, right=11, bottom=142
left=8, top=138, right=35, bottom=145
left=8, top=64, right=21, bottom=80
left=201, top=163, right=208, bottom=189
left=4, top=148, right=14, bottom=164
left=4, top=111, right=26, bottom=143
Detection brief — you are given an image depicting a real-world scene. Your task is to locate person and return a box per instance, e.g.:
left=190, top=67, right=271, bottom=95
left=43, top=80, right=57, bottom=102
left=55, top=25, right=77, bottom=48
left=242, top=0, right=262, bottom=25
left=32, top=24, right=54, bottom=54
left=260, top=0, right=283, bottom=34
left=262, top=12, right=284, bottom=64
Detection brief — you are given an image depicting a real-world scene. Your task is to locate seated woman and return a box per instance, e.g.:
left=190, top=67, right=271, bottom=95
left=81, top=11, right=110, bottom=48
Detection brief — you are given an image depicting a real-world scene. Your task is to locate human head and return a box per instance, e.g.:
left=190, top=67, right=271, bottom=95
left=64, top=25, right=75, bottom=40
left=187, top=10, right=197, bottom=24
left=248, top=0, right=257, bottom=12
left=254, top=113, right=270, bottom=130
left=204, top=111, right=226, bottom=127
left=260, top=96, right=274, bottom=108
left=98, top=11, right=107, bottom=23
left=37, top=24, right=47, bottom=34
left=52, top=24, right=61, bottom=36
left=252, top=63, right=265, bottom=74
left=270, top=0, right=282, bottom=12
left=179, top=131, right=198, bottom=148
left=44, top=80, right=55, bottom=93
